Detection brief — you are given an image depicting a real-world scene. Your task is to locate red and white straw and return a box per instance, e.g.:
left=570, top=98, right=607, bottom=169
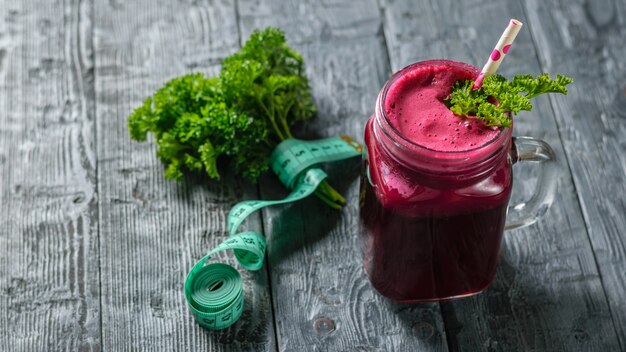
left=473, top=19, right=523, bottom=89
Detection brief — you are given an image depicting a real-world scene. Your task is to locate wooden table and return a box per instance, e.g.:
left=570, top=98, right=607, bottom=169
left=1, top=0, right=624, bottom=351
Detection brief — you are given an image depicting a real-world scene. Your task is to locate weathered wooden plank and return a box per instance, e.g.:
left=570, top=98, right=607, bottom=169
left=93, top=0, right=275, bottom=350
left=0, top=0, right=100, bottom=351
left=522, top=0, right=626, bottom=348
left=381, top=0, right=620, bottom=350
left=238, top=1, right=448, bottom=351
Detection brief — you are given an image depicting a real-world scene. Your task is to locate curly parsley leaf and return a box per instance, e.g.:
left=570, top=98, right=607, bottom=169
left=220, top=27, right=316, bottom=140
left=128, top=74, right=221, bottom=141
left=447, top=80, right=484, bottom=116
left=512, top=74, right=573, bottom=99
left=445, top=73, right=573, bottom=128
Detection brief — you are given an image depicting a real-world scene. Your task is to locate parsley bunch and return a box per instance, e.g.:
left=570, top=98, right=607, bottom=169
left=128, top=27, right=347, bottom=209
left=445, top=74, right=573, bottom=127
left=129, top=74, right=270, bottom=181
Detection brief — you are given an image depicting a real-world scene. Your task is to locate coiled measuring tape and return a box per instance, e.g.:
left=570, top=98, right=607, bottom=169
left=185, top=136, right=362, bottom=330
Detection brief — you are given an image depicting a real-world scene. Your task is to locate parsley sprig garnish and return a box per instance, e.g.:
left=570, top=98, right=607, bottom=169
left=445, top=74, right=573, bottom=127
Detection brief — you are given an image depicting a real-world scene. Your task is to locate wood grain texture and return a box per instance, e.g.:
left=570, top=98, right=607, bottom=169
left=522, top=0, right=626, bottom=348
left=1, top=0, right=624, bottom=350
left=381, top=0, right=620, bottom=350
left=238, top=1, right=448, bottom=351
left=0, top=0, right=100, bottom=351
left=93, top=0, right=275, bottom=350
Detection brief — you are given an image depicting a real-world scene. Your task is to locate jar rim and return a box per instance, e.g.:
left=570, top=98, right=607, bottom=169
left=376, top=59, right=510, bottom=159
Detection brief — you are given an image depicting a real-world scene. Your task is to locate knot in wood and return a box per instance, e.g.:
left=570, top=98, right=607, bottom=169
left=413, top=322, right=434, bottom=340
left=313, top=317, right=336, bottom=335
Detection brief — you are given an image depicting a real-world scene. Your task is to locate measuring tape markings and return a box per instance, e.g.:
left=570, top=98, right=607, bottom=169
left=185, top=136, right=362, bottom=330
left=271, top=136, right=362, bottom=189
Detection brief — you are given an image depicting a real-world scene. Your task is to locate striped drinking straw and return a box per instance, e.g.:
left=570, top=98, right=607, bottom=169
left=473, top=19, right=523, bottom=89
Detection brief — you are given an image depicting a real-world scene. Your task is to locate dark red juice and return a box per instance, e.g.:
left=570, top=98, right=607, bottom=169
left=360, top=60, right=514, bottom=302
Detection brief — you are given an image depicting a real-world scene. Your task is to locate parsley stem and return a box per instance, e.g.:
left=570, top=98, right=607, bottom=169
left=271, top=119, right=285, bottom=140
left=281, top=119, right=293, bottom=138
left=255, top=96, right=285, bottom=140
left=314, top=187, right=342, bottom=209
left=314, top=180, right=346, bottom=209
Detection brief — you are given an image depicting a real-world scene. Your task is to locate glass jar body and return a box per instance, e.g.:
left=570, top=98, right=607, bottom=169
left=360, top=118, right=513, bottom=302
left=359, top=60, right=514, bottom=302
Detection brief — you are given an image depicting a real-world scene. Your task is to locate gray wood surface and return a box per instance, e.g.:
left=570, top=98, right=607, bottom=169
left=522, top=0, right=626, bottom=349
left=0, top=0, right=100, bottom=351
left=1, top=0, right=624, bottom=351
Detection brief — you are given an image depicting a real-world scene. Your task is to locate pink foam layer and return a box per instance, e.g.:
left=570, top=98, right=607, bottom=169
left=385, top=64, right=501, bottom=152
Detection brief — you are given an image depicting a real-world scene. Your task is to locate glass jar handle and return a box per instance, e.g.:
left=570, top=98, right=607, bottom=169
left=505, top=137, right=558, bottom=230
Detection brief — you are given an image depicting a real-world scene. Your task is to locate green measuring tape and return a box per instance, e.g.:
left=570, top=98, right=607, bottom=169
left=185, top=136, right=362, bottom=330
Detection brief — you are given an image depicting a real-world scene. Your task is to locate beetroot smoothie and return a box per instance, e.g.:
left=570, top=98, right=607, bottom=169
left=360, top=60, right=514, bottom=302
